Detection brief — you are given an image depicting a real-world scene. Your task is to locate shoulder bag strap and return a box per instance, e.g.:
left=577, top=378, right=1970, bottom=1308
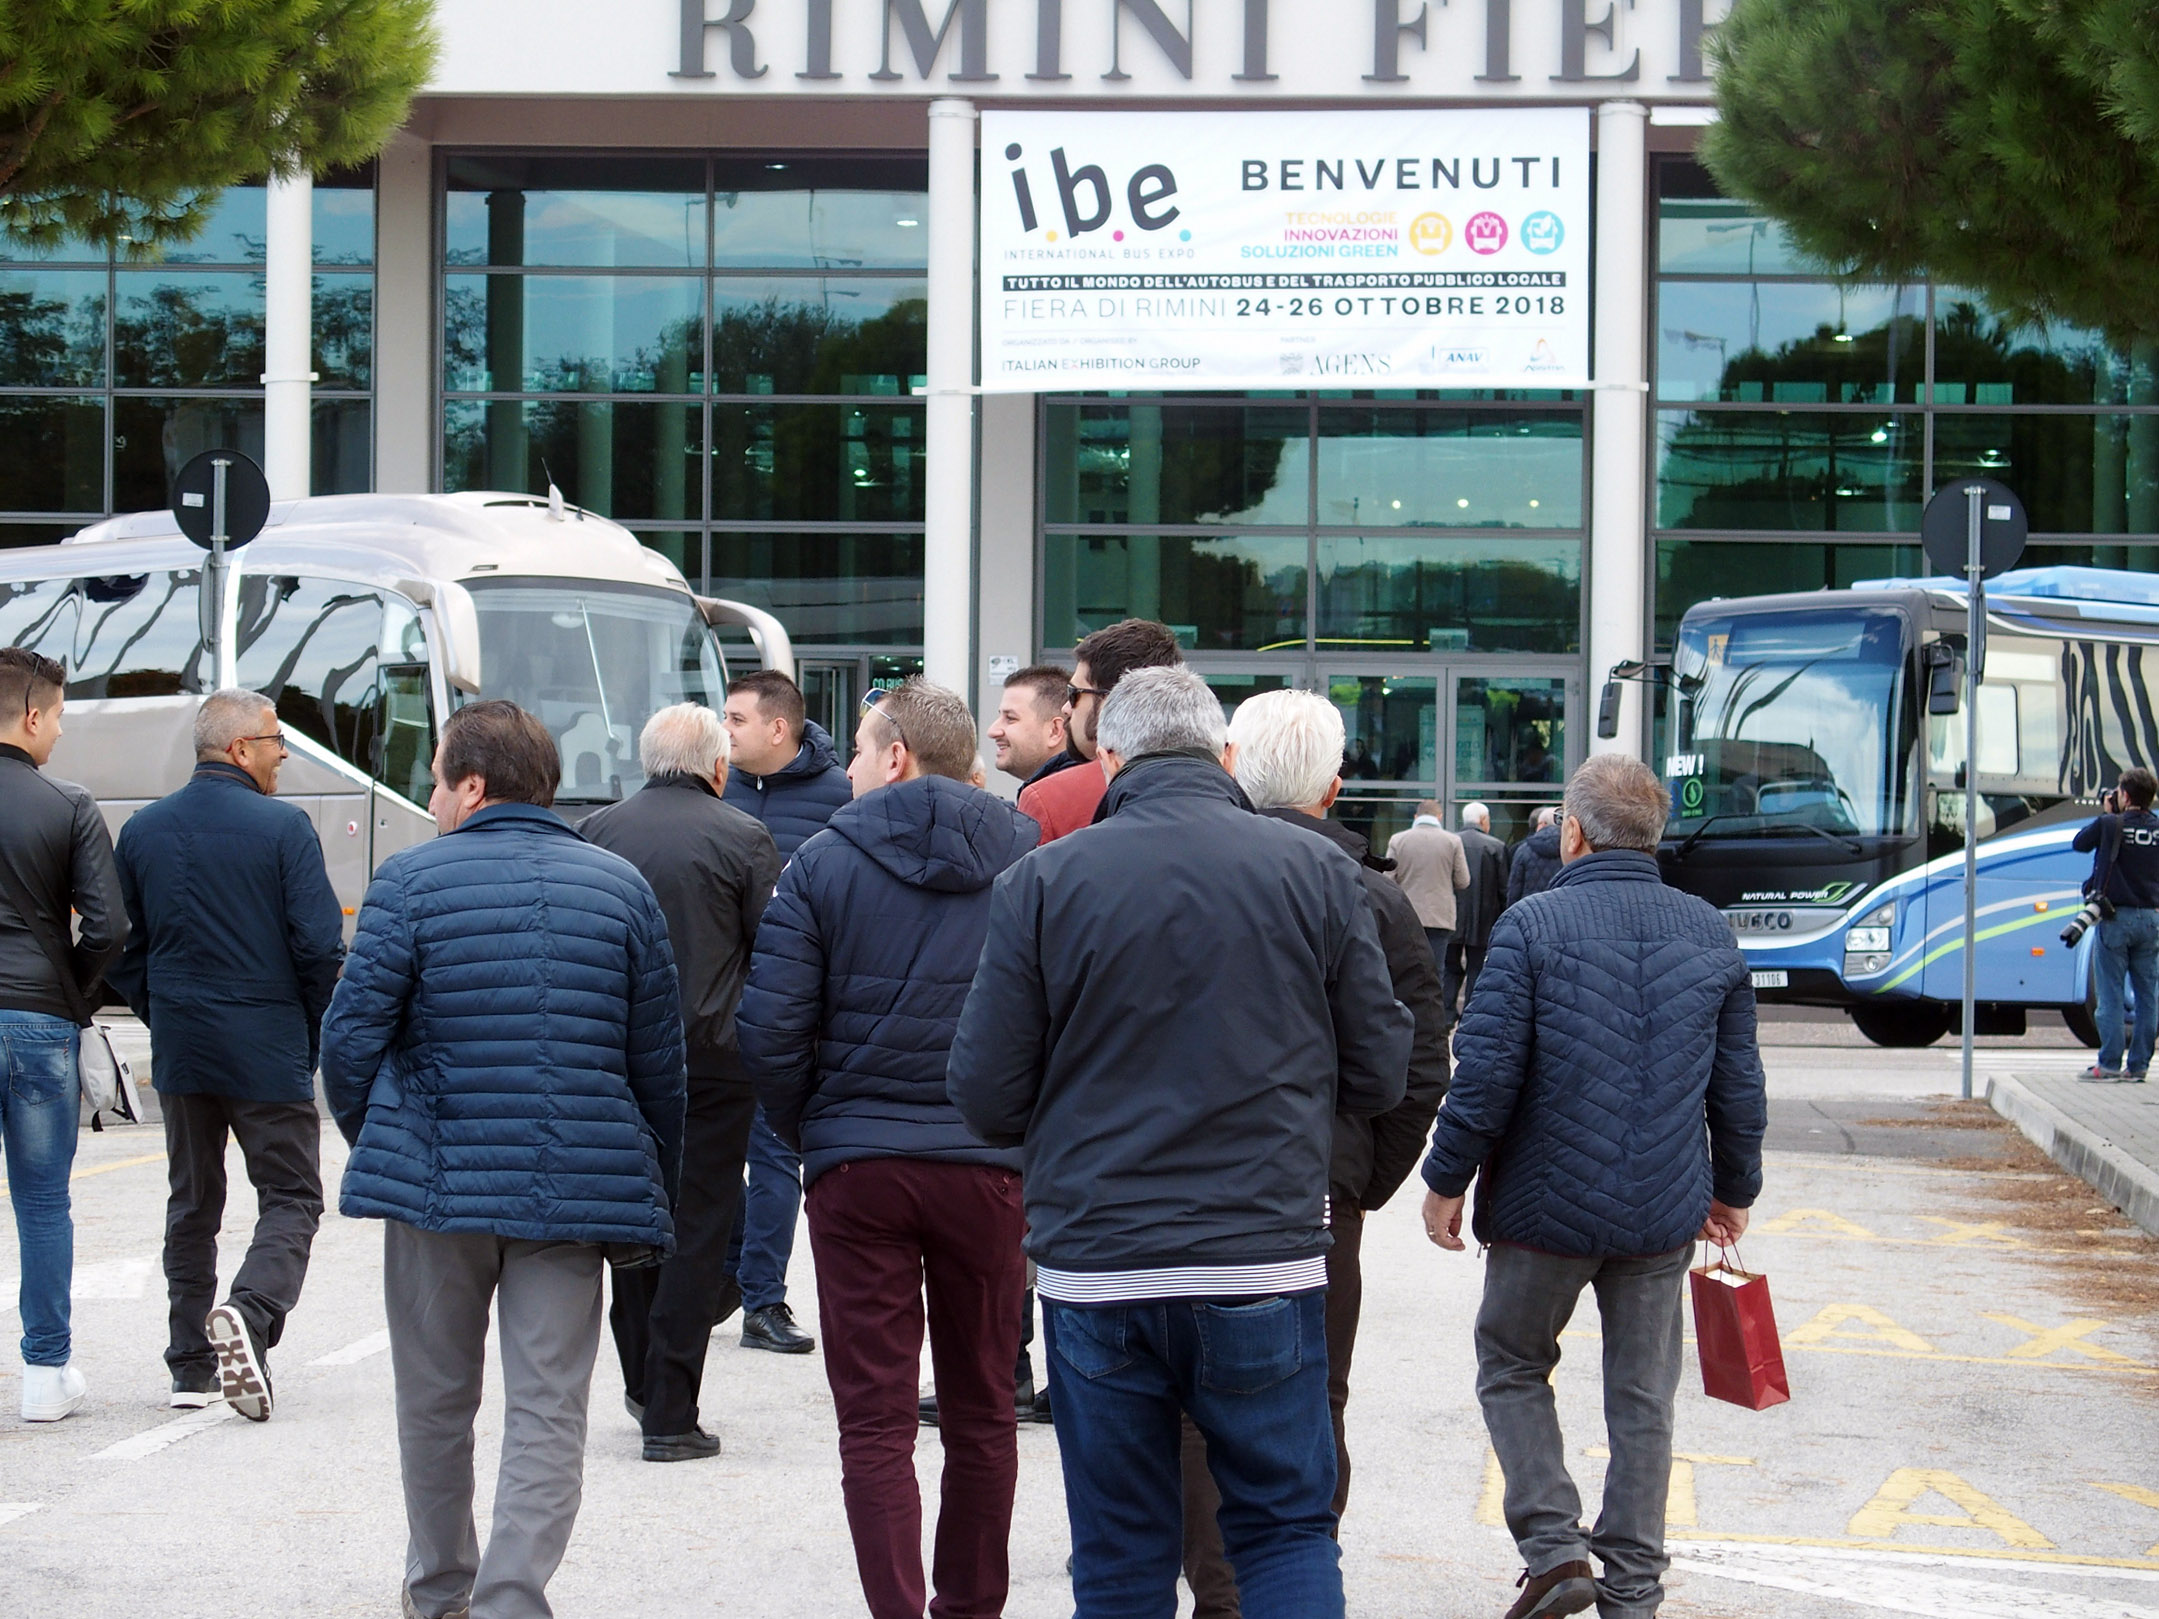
left=0, top=844, right=92, bottom=1026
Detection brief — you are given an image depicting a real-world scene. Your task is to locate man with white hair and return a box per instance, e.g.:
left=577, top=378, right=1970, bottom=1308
left=1172, top=689, right=1449, bottom=1617
left=581, top=702, right=781, bottom=1461
left=1423, top=753, right=1766, bottom=1619
left=950, top=666, right=1413, bottom=1619
left=110, top=687, right=344, bottom=1419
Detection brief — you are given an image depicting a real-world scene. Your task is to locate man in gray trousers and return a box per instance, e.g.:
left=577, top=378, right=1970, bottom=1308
left=322, top=702, right=686, bottom=1619
left=1421, top=754, right=1765, bottom=1619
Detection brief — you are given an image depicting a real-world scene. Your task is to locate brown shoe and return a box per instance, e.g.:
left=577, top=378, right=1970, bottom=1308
left=1502, top=1560, right=1597, bottom=1619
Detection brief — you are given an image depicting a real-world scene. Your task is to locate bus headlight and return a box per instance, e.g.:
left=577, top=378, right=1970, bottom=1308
left=1846, top=927, right=1891, bottom=953
left=1845, top=952, right=1892, bottom=975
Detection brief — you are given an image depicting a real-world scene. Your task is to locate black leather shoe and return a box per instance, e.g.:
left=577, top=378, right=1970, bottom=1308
left=741, top=1303, right=816, bottom=1354
left=642, top=1426, right=721, bottom=1462
left=1027, top=1386, right=1054, bottom=1425
left=919, top=1393, right=941, bottom=1427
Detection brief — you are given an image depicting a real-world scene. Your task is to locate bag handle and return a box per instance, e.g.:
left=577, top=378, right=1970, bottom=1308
left=1703, top=1236, right=1751, bottom=1277
left=0, top=847, right=92, bottom=1026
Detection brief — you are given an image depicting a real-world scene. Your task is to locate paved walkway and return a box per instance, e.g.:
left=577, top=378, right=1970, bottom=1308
left=1987, top=1069, right=2159, bottom=1239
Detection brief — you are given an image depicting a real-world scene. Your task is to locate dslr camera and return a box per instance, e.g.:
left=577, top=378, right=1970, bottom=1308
left=2060, top=895, right=2115, bottom=949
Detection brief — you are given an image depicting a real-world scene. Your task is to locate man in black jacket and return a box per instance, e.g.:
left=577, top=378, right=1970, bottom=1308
left=949, top=666, right=1413, bottom=1619
left=110, top=687, right=344, bottom=1420
left=738, top=679, right=1038, bottom=1619
left=582, top=703, right=782, bottom=1460
left=1453, top=802, right=1511, bottom=1016
left=2073, top=766, right=2159, bottom=1080
left=1507, top=806, right=1564, bottom=907
left=0, top=647, right=125, bottom=1424
left=1166, top=688, right=1447, bottom=1617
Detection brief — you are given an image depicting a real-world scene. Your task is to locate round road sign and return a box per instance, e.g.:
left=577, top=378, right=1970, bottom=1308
left=1921, top=477, right=2027, bottom=581
left=171, top=450, right=271, bottom=550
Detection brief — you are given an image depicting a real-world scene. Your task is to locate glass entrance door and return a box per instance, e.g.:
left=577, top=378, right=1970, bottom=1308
left=795, top=655, right=925, bottom=749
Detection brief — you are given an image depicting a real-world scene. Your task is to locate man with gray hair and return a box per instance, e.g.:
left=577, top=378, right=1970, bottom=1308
left=580, top=702, right=781, bottom=1461
left=1421, top=753, right=1766, bottom=1619
left=110, top=687, right=344, bottom=1418
left=950, top=665, right=1413, bottom=1619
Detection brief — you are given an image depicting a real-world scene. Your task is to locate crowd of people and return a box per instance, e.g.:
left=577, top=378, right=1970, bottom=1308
left=0, top=625, right=1770, bottom=1619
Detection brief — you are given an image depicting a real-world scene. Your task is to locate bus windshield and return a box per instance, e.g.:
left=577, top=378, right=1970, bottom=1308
left=1665, top=607, right=1910, bottom=842
left=467, top=580, right=723, bottom=804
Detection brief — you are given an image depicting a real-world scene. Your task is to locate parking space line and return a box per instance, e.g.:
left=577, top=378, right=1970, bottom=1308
left=1669, top=1531, right=2159, bottom=1574
left=308, top=1328, right=390, bottom=1367
left=86, top=1402, right=236, bottom=1462
left=1674, top=1546, right=2159, bottom=1619
left=2096, top=1484, right=2159, bottom=1556
left=1848, top=1467, right=2054, bottom=1548
left=1986, top=1314, right=2145, bottom=1364
left=0, top=1150, right=166, bottom=1200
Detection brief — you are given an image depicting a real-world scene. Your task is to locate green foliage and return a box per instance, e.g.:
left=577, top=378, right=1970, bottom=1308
left=1701, top=0, right=2159, bottom=340
left=0, top=0, right=436, bottom=254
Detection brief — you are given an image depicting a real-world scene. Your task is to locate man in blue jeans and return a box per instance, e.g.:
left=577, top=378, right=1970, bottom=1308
left=2074, top=767, right=2159, bottom=1082
left=0, top=647, right=127, bottom=1423
left=949, top=668, right=1412, bottom=1619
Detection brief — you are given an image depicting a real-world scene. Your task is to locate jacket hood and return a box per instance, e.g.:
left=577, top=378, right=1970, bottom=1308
left=1526, top=823, right=1563, bottom=856
left=1098, top=751, right=1252, bottom=821
left=827, top=775, right=1038, bottom=893
left=767, top=720, right=843, bottom=783
left=1257, top=805, right=1384, bottom=870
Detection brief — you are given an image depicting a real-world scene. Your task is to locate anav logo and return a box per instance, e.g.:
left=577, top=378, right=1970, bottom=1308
left=1521, top=211, right=1564, bottom=254
left=1006, top=142, right=1181, bottom=241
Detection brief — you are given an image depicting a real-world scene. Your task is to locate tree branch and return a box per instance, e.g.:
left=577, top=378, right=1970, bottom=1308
left=0, top=86, right=70, bottom=196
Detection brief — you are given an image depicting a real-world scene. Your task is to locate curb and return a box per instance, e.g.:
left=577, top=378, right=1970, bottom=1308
left=1984, top=1072, right=2159, bottom=1241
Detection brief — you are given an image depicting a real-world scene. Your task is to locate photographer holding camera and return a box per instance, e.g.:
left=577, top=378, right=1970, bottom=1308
left=2071, top=766, right=2159, bottom=1081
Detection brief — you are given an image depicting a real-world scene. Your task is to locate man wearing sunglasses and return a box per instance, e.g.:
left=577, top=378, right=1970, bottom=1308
left=1015, top=619, right=1184, bottom=844
left=110, top=687, right=344, bottom=1420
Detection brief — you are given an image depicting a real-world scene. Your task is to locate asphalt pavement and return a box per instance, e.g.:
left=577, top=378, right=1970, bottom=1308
left=3, top=1013, right=2158, bottom=1618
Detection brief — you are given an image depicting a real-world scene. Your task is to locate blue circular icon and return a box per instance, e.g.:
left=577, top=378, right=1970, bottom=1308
left=1179, top=229, right=1192, bottom=242
left=1521, top=211, right=1564, bottom=255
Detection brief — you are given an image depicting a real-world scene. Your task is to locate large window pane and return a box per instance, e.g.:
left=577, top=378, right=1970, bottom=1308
left=1329, top=674, right=1437, bottom=783
left=1316, top=408, right=1582, bottom=528
left=444, top=274, right=702, bottom=393
left=1655, top=410, right=1923, bottom=532
left=314, top=168, right=376, bottom=266
left=1653, top=540, right=1926, bottom=648
left=1042, top=533, right=1307, bottom=652
left=1932, top=291, right=2138, bottom=406
left=66, top=569, right=206, bottom=697
left=711, top=157, right=928, bottom=269
left=113, top=397, right=263, bottom=512
left=1456, top=676, right=1567, bottom=786
left=156, top=186, right=268, bottom=265
left=711, top=403, right=924, bottom=523
left=445, top=157, right=707, bottom=268
left=312, top=400, right=371, bottom=496
left=0, top=524, right=82, bottom=549
left=1657, top=162, right=1825, bottom=275
left=442, top=399, right=702, bottom=522
left=1042, top=403, right=1309, bottom=526
left=1315, top=536, right=1581, bottom=654
left=1933, top=413, right=2159, bottom=534
left=710, top=532, right=925, bottom=645
left=0, top=397, right=104, bottom=511
left=712, top=278, right=925, bottom=394
left=113, top=271, right=265, bottom=388
left=1655, top=282, right=1921, bottom=404
left=314, top=273, right=372, bottom=390
left=0, top=271, right=107, bottom=387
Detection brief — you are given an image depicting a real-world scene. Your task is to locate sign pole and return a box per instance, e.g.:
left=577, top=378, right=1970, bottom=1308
left=1962, top=483, right=1984, bottom=1102
left=205, top=455, right=231, bottom=688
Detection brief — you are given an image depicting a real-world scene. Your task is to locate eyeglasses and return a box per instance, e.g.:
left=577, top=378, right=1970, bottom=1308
left=859, top=688, right=908, bottom=751
left=236, top=732, right=289, bottom=752
left=1065, top=683, right=1111, bottom=707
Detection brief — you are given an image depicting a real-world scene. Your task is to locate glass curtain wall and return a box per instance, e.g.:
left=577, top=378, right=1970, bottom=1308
left=1653, top=157, right=2159, bottom=647
left=0, top=168, right=377, bottom=548
left=439, top=154, right=930, bottom=654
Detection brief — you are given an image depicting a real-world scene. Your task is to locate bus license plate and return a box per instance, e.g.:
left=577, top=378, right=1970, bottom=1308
left=1750, top=970, right=1789, bottom=989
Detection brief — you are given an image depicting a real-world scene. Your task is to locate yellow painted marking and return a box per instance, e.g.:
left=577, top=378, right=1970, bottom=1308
left=1586, top=1448, right=1756, bottom=1529
left=1846, top=1468, right=2054, bottom=1549
left=0, top=1150, right=165, bottom=1200
left=1667, top=1530, right=2159, bottom=1573
left=1787, top=1303, right=1937, bottom=1355
left=1755, top=1207, right=1877, bottom=1239
left=1982, top=1313, right=2143, bottom=1365
left=1791, top=1343, right=2157, bottom=1376
left=1476, top=1448, right=1506, bottom=1527
left=1916, top=1216, right=2025, bottom=1248
left=2093, top=1483, right=2159, bottom=1554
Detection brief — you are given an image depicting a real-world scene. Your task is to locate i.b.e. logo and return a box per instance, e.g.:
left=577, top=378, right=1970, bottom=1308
left=1465, top=212, right=1508, bottom=255
left=1521, top=211, right=1564, bottom=255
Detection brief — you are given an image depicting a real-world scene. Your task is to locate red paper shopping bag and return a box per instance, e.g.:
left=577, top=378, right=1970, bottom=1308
left=1689, top=1245, right=1790, bottom=1410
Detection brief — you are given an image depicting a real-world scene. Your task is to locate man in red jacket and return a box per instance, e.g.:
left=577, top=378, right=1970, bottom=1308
left=1016, top=619, right=1183, bottom=843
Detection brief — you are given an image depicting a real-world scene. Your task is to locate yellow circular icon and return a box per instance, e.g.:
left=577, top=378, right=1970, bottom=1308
left=1409, top=213, right=1453, bottom=256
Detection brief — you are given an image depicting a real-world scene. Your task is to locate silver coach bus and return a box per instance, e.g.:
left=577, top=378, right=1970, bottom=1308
left=0, top=491, right=792, bottom=933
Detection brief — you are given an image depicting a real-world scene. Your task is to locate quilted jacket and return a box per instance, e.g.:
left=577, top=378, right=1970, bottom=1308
left=736, top=774, right=1036, bottom=1187
left=319, top=803, right=688, bottom=1247
left=1422, top=848, right=1766, bottom=1258
left=721, top=720, right=852, bottom=858
left=1505, top=823, right=1564, bottom=907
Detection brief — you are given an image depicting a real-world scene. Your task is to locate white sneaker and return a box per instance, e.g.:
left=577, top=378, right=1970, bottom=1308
left=21, top=1362, right=86, bottom=1422
left=207, top=1304, right=272, bottom=1422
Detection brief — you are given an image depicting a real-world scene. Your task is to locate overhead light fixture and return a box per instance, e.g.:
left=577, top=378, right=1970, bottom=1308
left=895, top=218, right=920, bottom=228
left=1870, top=427, right=1889, bottom=444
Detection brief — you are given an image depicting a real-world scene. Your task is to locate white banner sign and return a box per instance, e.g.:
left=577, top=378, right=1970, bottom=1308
left=980, top=107, right=1591, bottom=393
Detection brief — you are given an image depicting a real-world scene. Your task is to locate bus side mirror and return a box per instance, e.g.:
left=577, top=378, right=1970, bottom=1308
left=1925, top=641, right=1961, bottom=716
left=1596, top=680, right=1623, bottom=740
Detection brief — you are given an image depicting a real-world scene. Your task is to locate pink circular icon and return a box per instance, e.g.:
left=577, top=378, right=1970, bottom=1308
left=1465, top=212, right=1509, bottom=255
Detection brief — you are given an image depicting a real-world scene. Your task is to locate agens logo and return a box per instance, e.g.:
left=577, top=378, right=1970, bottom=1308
left=1408, top=213, right=1453, bottom=256
left=1465, top=212, right=1508, bottom=255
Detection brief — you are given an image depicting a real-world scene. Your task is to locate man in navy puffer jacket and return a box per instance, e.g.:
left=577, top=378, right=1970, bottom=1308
left=737, top=678, right=1036, bottom=1619
left=1422, top=753, right=1765, bottom=1619
left=321, top=701, right=686, bottom=1619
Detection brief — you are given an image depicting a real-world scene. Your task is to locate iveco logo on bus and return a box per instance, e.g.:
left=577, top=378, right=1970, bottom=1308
left=1727, top=910, right=1797, bottom=934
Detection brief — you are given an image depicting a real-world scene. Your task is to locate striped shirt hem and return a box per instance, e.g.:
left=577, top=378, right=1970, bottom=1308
left=1035, top=1256, right=1327, bottom=1304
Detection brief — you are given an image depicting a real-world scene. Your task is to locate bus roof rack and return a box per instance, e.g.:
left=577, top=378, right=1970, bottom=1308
left=1850, top=564, right=2159, bottom=608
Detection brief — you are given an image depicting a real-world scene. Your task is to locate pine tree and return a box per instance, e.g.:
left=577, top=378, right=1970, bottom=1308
left=0, top=0, right=436, bottom=254
left=1700, top=0, right=2159, bottom=340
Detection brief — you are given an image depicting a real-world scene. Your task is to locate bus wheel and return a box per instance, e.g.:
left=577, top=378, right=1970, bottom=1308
left=1851, top=1003, right=1952, bottom=1047
left=2063, top=979, right=2104, bottom=1049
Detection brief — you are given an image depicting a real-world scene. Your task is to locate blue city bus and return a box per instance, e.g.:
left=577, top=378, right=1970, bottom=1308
left=1648, top=566, right=2159, bottom=1048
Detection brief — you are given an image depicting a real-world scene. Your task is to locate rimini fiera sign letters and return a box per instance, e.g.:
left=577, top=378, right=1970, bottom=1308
left=978, top=107, right=1591, bottom=391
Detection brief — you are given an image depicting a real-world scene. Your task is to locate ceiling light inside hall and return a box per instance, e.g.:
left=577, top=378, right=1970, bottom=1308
left=1457, top=498, right=1470, bottom=508
left=896, top=219, right=920, bottom=227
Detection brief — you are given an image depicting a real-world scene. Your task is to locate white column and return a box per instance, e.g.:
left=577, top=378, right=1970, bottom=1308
left=924, top=98, right=978, bottom=696
left=1588, top=100, right=1649, bottom=757
left=262, top=171, right=315, bottom=501
left=373, top=132, right=432, bottom=494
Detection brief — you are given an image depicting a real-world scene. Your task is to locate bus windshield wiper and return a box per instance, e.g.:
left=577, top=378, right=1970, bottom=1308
left=1768, top=818, right=1866, bottom=857
left=1672, top=813, right=1864, bottom=860
left=1672, top=814, right=1743, bottom=859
